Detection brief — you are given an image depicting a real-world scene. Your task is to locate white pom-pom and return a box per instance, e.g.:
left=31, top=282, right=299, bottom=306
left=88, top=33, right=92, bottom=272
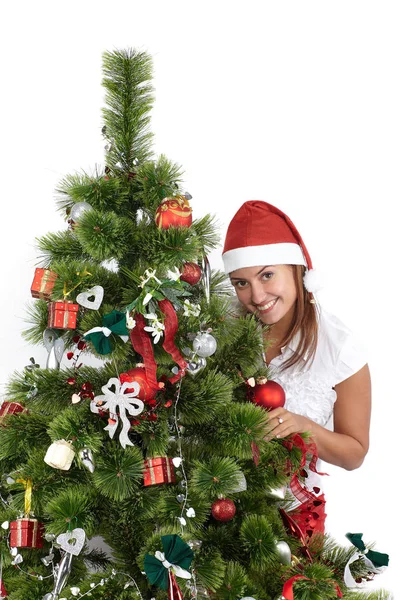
left=303, top=269, right=324, bottom=293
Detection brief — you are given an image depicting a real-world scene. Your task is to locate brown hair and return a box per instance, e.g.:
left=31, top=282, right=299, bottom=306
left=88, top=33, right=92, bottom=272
left=276, top=265, right=319, bottom=370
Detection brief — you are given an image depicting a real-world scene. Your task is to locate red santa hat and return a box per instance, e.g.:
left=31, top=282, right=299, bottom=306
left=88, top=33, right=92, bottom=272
left=222, top=200, right=322, bottom=293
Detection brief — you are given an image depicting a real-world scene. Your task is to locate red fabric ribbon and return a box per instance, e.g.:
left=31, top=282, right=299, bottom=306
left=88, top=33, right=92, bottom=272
left=280, top=434, right=328, bottom=549
left=158, top=298, right=187, bottom=383
left=129, top=301, right=187, bottom=388
left=129, top=313, right=159, bottom=391
left=282, top=574, right=343, bottom=599
left=283, top=434, right=327, bottom=505
left=168, top=570, right=184, bottom=600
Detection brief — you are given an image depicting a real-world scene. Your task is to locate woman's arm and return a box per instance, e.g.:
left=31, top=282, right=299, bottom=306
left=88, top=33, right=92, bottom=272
left=266, top=364, right=371, bottom=470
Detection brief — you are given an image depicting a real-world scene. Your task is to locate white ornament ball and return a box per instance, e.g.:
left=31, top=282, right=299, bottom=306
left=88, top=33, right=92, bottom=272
left=193, top=332, right=217, bottom=357
left=44, top=440, right=75, bottom=470
left=70, top=201, right=93, bottom=223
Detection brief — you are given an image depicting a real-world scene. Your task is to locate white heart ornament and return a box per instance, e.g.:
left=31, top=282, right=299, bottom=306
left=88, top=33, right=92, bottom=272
left=76, top=286, right=104, bottom=310
left=71, top=393, right=81, bottom=404
left=56, top=528, right=86, bottom=555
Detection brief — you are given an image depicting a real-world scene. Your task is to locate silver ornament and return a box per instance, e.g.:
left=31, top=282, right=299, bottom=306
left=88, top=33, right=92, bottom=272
left=201, top=256, right=211, bottom=303
left=11, top=553, right=23, bottom=565
left=79, top=448, right=95, bottom=473
left=193, top=332, right=217, bottom=358
left=56, top=528, right=85, bottom=556
left=176, top=494, right=185, bottom=503
left=69, top=201, right=93, bottom=223
left=25, top=357, right=40, bottom=371
left=266, top=486, right=286, bottom=501
left=45, top=550, right=74, bottom=598
left=231, top=472, right=247, bottom=493
left=41, top=553, right=54, bottom=566
left=48, top=338, right=65, bottom=370
left=275, top=540, right=291, bottom=565
left=43, top=329, right=64, bottom=370
left=240, top=597, right=257, bottom=600
left=76, top=286, right=104, bottom=310
left=186, top=356, right=207, bottom=376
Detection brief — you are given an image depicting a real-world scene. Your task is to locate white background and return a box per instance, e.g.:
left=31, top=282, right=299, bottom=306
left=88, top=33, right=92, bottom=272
left=1, top=1, right=399, bottom=596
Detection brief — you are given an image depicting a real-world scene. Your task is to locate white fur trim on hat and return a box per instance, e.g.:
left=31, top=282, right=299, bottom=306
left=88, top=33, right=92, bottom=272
left=303, top=268, right=324, bottom=293
left=223, top=243, right=306, bottom=274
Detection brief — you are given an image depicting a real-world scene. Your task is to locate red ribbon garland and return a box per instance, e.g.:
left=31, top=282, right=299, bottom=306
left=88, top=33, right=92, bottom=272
left=282, top=574, right=343, bottom=599
left=129, top=313, right=160, bottom=391
left=168, top=571, right=184, bottom=600
left=158, top=299, right=187, bottom=383
left=129, top=301, right=187, bottom=389
left=283, top=434, right=327, bottom=505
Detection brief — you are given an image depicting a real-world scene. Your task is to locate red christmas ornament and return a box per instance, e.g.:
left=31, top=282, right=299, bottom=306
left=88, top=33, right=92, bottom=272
left=247, top=377, right=285, bottom=410
left=155, top=195, right=193, bottom=229
left=180, top=262, right=202, bottom=285
left=143, top=457, right=176, bottom=486
left=10, top=518, right=44, bottom=548
left=0, top=402, right=25, bottom=426
left=211, top=498, right=236, bottom=522
left=120, top=367, right=159, bottom=402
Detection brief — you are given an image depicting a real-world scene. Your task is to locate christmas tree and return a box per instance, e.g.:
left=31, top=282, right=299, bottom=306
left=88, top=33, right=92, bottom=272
left=0, top=49, right=389, bottom=600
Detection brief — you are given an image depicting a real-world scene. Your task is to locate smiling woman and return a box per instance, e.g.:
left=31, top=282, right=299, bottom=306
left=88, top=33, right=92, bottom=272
left=223, top=200, right=371, bottom=541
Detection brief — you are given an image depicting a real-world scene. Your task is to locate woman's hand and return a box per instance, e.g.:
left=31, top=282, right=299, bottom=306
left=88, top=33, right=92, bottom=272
left=265, top=407, right=313, bottom=440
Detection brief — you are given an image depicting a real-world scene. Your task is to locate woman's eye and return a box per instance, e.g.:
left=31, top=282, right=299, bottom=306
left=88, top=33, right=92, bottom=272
left=262, top=272, right=273, bottom=280
left=233, top=281, right=247, bottom=288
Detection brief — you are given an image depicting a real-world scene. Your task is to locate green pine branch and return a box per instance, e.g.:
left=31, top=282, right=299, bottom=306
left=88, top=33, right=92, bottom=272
left=102, top=48, right=154, bottom=170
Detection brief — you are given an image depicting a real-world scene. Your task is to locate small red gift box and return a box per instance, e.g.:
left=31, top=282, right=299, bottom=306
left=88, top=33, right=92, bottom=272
left=30, top=268, right=58, bottom=300
left=143, top=457, right=176, bottom=486
left=48, top=301, right=79, bottom=330
left=0, top=401, right=24, bottom=426
left=10, top=518, right=44, bottom=548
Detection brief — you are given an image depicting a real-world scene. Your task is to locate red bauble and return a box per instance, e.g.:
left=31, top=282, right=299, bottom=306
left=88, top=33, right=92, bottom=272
left=155, top=196, right=193, bottom=229
left=211, top=498, right=236, bottom=522
left=120, top=367, right=158, bottom=402
left=180, top=262, right=202, bottom=285
left=247, top=378, right=285, bottom=410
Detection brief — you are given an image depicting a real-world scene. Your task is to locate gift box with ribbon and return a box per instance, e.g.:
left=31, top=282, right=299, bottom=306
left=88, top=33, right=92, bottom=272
left=0, top=401, right=24, bottom=426
left=30, top=267, right=58, bottom=300
left=48, top=301, right=79, bottom=330
left=143, top=457, right=176, bottom=486
left=10, top=518, right=44, bottom=548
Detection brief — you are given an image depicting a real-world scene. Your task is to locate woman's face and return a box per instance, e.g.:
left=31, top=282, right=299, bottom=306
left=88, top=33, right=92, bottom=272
left=229, top=264, right=298, bottom=326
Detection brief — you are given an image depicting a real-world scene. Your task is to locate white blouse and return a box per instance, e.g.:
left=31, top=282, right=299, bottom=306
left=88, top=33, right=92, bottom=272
left=267, top=309, right=367, bottom=501
left=268, top=309, right=367, bottom=428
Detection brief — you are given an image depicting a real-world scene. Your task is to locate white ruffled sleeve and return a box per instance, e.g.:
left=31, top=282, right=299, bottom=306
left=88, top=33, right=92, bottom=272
left=334, top=333, right=368, bottom=385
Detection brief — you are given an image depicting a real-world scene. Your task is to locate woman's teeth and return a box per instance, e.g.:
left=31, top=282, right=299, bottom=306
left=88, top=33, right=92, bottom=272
left=257, top=298, right=277, bottom=311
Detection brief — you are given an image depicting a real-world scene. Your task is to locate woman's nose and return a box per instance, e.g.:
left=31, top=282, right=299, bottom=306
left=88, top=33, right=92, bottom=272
left=250, top=282, right=266, bottom=305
